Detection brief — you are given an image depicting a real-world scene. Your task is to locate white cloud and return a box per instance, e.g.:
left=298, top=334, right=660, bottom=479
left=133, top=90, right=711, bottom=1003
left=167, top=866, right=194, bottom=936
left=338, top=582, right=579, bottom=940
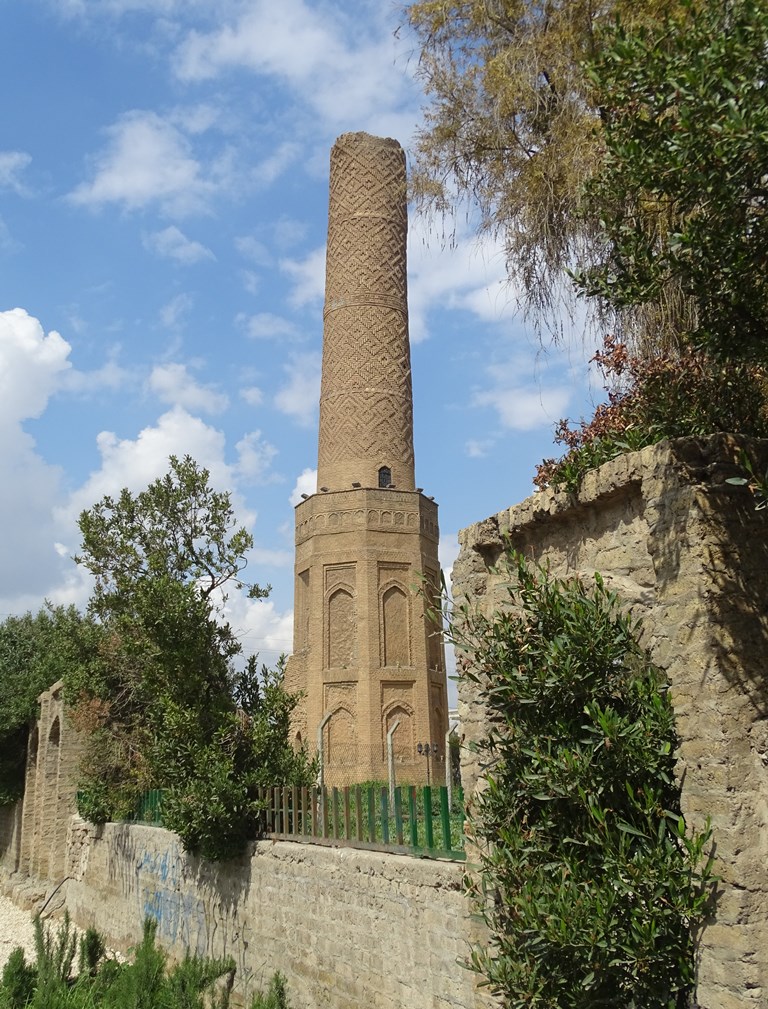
left=235, top=235, right=272, bottom=266
left=473, top=382, right=572, bottom=431
left=0, top=310, right=73, bottom=607
left=274, top=353, right=321, bottom=427
left=289, top=467, right=317, bottom=505
left=0, top=151, right=32, bottom=195
left=63, top=357, right=134, bottom=395
left=58, top=405, right=250, bottom=531
left=69, top=110, right=217, bottom=215
left=159, top=293, right=194, bottom=330
left=144, top=225, right=215, bottom=263
left=465, top=438, right=494, bottom=459
left=235, top=430, right=279, bottom=484
left=240, top=385, right=264, bottom=407
left=172, top=0, right=416, bottom=131
left=281, top=246, right=325, bottom=308
left=253, top=141, right=301, bottom=187
left=407, top=220, right=511, bottom=343
left=147, top=362, right=229, bottom=413
left=238, top=311, right=301, bottom=342
left=0, top=309, right=71, bottom=424
left=222, top=593, right=294, bottom=667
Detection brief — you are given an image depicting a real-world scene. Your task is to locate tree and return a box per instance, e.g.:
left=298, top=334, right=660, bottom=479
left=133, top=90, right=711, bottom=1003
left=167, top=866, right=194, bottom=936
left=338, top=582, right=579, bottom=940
left=70, top=456, right=313, bottom=859
left=0, top=606, right=102, bottom=805
left=574, top=0, right=768, bottom=361
left=405, top=0, right=683, bottom=343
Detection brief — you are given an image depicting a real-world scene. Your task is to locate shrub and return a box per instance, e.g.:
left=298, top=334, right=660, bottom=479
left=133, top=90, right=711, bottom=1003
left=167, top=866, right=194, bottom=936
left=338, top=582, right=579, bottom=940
left=535, top=335, right=768, bottom=492
left=453, top=551, right=716, bottom=1007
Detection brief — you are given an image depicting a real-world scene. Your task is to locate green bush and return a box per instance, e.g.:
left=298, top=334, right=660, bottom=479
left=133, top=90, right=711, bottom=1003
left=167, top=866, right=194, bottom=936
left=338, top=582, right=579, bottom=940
left=453, top=551, right=715, bottom=1008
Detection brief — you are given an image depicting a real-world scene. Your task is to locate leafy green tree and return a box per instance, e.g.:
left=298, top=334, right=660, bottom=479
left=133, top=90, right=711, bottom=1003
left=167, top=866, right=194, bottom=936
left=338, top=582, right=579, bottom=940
left=0, top=606, right=102, bottom=805
left=405, top=0, right=683, bottom=342
left=453, top=551, right=714, bottom=1007
left=575, top=0, right=768, bottom=360
left=70, top=455, right=314, bottom=859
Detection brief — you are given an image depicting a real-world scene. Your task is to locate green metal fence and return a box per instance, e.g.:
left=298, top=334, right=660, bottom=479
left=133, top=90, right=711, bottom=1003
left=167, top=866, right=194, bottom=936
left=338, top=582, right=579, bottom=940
left=124, top=784, right=465, bottom=861
left=258, top=784, right=465, bottom=860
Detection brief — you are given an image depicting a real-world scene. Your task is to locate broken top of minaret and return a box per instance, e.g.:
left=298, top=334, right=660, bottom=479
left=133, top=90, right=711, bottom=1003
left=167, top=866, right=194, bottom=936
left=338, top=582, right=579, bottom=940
left=318, top=132, right=414, bottom=492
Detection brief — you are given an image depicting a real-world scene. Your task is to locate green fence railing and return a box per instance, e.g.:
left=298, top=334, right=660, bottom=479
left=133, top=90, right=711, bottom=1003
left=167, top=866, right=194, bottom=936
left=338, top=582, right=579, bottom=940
left=257, top=784, right=465, bottom=861
left=124, top=784, right=465, bottom=861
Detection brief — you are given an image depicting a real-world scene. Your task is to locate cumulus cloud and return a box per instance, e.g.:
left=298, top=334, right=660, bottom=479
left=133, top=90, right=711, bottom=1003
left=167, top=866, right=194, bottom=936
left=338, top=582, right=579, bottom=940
left=144, top=225, right=215, bottom=263
left=58, top=405, right=252, bottom=529
left=147, top=362, right=229, bottom=413
left=68, top=110, right=217, bottom=215
left=0, top=309, right=71, bottom=424
left=273, top=353, right=321, bottom=427
left=289, top=467, right=317, bottom=505
left=0, top=310, right=73, bottom=606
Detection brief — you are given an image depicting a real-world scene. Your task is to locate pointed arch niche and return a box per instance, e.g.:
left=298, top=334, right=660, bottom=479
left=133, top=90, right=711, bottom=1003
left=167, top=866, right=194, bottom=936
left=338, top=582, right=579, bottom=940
left=324, top=706, right=357, bottom=767
left=380, top=581, right=410, bottom=667
left=382, top=700, right=415, bottom=763
left=326, top=585, right=356, bottom=669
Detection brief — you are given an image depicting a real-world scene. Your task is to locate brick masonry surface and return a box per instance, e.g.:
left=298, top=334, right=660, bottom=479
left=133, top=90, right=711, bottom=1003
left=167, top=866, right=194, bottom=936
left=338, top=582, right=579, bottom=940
left=63, top=819, right=490, bottom=1009
left=452, top=435, right=768, bottom=1008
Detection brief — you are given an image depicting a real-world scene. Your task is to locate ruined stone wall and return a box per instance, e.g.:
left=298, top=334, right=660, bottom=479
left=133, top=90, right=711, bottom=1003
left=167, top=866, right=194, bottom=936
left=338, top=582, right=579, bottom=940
left=452, top=435, right=768, bottom=1009
left=64, top=819, right=488, bottom=1009
left=0, top=801, right=22, bottom=873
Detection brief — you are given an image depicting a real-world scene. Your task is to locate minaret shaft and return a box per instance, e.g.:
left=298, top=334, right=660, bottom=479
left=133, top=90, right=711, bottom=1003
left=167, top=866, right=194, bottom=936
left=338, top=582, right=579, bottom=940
left=286, top=132, right=447, bottom=786
left=318, top=133, right=415, bottom=492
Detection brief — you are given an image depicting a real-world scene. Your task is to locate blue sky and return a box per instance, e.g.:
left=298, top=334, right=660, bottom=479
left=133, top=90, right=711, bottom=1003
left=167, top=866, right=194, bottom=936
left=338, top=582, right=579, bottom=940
left=0, top=0, right=598, bottom=670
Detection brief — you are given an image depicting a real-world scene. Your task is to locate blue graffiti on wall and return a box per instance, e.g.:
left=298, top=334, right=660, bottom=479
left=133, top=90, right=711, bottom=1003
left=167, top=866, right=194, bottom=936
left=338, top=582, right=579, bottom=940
left=136, top=842, right=207, bottom=955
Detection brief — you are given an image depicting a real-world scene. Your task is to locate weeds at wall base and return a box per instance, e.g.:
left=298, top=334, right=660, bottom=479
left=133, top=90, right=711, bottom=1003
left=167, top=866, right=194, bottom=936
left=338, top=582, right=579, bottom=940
left=0, top=914, right=290, bottom=1009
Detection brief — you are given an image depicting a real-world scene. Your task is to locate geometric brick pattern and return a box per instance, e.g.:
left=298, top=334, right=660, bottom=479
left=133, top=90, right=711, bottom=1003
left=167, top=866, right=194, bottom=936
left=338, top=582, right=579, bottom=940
left=318, top=133, right=415, bottom=491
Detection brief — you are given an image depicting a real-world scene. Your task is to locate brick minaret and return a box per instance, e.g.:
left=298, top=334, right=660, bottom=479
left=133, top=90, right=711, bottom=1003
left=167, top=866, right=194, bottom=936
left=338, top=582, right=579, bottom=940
left=286, top=133, right=448, bottom=784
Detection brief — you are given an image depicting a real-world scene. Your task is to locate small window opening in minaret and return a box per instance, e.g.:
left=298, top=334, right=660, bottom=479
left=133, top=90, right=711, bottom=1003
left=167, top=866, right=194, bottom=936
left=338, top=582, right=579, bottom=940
left=378, top=466, right=392, bottom=488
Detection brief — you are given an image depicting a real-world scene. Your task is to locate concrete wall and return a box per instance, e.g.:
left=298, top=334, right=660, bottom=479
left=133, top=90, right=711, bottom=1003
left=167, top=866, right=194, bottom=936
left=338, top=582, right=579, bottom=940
left=64, top=818, right=488, bottom=1009
left=451, top=435, right=768, bottom=1009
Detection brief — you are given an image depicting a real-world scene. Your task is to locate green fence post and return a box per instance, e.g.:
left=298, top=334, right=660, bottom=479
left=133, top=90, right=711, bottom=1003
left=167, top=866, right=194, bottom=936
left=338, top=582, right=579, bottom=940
left=439, top=786, right=451, bottom=850
left=408, top=786, right=418, bottom=848
left=394, top=787, right=404, bottom=845
left=367, top=787, right=376, bottom=842
left=355, top=786, right=363, bottom=842
left=380, top=787, right=390, bottom=845
left=423, top=785, right=434, bottom=850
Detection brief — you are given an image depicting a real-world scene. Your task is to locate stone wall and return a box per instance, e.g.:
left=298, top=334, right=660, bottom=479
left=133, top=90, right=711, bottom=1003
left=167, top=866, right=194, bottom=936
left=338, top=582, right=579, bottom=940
left=451, top=435, right=768, bottom=1009
left=63, top=819, right=488, bottom=1009
left=0, top=801, right=22, bottom=873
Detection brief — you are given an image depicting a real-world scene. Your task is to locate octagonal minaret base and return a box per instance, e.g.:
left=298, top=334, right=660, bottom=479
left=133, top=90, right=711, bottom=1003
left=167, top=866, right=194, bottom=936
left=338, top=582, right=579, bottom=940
left=285, top=133, right=448, bottom=786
